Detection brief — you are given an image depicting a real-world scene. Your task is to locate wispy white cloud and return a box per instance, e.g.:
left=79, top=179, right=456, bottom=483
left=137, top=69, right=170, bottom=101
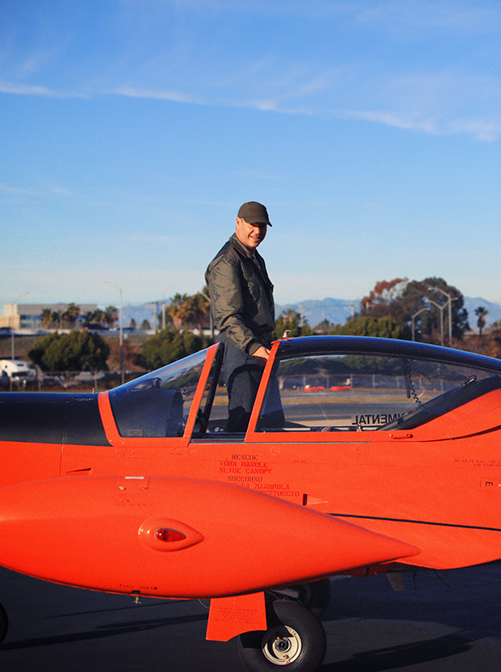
left=17, top=47, right=63, bottom=77
left=445, top=118, right=501, bottom=142
left=0, top=80, right=55, bottom=96
left=1, top=0, right=501, bottom=143
left=43, top=182, right=75, bottom=197
left=0, top=183, right=37, bottom=195
left=0, top=182, right=74, bottom=197
left=110, top=70, right=501, bottom=141
left=336, top=110, right=438, bottom=134
left=112, top=85, right=202, bottom=104
left=0, top=79, right=89, bottom=98
left=2, top=70, right=500, bottom=142
left=332, top=109, right=501, bottom=141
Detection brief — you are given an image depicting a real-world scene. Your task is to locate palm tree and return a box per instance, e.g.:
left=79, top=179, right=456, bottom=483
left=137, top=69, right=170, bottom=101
left=167, top=293, right=190, bottom=330
left=186, top=292, right=210, bottom=332
left=166, top=292, right=210, bottom=331
left=41, top=309, right=52, bottom=329
left=92, top=309, right=105, bottom=326
left=61, top=303, right=80, bottom=328
left=475, top=306, right=489, bottom=336
left=104, top=306, right=118, bottom=328
left=82, top=311, right=95, bottom=325
left=50, top=310, right=62, bottom=330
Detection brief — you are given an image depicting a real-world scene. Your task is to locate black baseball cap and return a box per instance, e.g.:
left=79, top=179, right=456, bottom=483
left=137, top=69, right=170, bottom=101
left=237, top=201, right=272, bottom=226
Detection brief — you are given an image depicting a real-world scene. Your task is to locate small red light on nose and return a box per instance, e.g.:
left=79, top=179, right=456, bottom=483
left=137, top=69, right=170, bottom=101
left=155, top=528, right=186, bottom=542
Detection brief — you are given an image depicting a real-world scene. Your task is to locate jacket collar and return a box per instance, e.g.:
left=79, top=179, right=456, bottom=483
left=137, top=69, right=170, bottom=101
left=230, top=234, right=271, bottom=289
left=230, top=233, right=262, bottom=261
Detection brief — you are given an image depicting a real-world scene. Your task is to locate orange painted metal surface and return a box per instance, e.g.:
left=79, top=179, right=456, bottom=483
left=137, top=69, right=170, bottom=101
left=3, top=335, right=501, bottom=645
left=3, top=390, right=501, bottom=572
left=0, top=441, right=61, bottom=488
left=0, top=475, right=418, bottom=598
left=4, top=366, right=501, bottom=573
left=206, top=592, right=267, bottom=641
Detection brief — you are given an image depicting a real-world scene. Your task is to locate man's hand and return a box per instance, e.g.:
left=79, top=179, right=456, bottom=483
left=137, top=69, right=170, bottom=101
left=252, top=345, right=270, bottom=366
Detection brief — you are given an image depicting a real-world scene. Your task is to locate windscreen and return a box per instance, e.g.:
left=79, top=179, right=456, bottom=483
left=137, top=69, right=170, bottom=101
left=256, top=353, right=501, bottom=432
left=108, top=349, right=208, bottom=437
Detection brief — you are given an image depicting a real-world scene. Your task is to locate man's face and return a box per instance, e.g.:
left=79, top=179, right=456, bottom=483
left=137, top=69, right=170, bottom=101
left=235, top=217, right=268, bottom=250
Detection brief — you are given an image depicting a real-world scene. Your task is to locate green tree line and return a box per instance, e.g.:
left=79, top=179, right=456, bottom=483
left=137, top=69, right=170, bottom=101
left=29, top=331, right=110, bottom=372
left=26, top=278, right=498, bottom=373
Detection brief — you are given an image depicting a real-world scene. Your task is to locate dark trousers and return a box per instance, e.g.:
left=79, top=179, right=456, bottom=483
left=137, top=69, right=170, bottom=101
left=221, top=336, right=265, bottom=432
left=220, top=335, right=284, bottom=433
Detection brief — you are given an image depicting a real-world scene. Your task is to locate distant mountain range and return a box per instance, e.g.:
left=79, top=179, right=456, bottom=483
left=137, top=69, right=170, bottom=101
left=121, top=296, right=501, bottom=333
left=274, top=298, right=358, bottom=327
left=277, top=296, right=501, bottom=331
left=120, top=297, right=359, bottom=331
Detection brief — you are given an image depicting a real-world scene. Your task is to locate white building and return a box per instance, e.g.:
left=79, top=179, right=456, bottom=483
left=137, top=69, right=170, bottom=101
left=0, top=304, right=98, bottom=330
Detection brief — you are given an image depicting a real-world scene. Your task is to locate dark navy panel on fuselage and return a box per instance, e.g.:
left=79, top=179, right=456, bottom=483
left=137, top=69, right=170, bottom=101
left=0, top=393, right=111, bottom=446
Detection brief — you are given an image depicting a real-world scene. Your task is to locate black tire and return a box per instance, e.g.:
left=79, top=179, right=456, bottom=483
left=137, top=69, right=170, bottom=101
left=238, top=600, right=326, bottom=672
left=0, top=602, right=8, bottom=645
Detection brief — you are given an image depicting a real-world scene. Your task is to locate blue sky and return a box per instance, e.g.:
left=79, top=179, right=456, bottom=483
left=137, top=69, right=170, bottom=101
left=2, top=0, right=501, bottom=310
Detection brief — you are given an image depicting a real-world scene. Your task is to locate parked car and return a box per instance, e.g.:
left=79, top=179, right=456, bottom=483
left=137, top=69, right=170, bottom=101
left=0, top=359, right=37, bottom=387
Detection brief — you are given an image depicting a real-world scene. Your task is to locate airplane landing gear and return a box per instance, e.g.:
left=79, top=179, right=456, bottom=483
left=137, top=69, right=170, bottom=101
left=0, top=602, right=8, bottom=645
left=272, top=578, right=331, bottom=617
left=238, top=599, right=326, bottom=672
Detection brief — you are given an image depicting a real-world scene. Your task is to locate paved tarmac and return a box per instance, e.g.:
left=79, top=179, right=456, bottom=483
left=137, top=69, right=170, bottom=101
left=1, top=564, right=501, bottom=671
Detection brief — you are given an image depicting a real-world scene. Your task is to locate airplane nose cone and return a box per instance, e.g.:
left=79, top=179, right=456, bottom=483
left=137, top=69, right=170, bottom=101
left=0, top=476, right=419, bottom=598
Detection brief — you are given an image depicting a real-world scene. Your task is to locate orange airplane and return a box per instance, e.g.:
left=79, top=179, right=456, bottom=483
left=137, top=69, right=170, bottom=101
left=1, top=334, right=501, bottom=672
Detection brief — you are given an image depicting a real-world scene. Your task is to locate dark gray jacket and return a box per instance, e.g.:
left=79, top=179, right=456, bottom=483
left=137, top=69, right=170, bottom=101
left=205, top=234, right=275, bottom=355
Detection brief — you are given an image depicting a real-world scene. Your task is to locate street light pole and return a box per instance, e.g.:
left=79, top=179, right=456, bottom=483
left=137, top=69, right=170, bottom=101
left=411, top=307, right=430, bottom=341
left=424, top=298, right=446, bottom=346
left=104, top=282, right=124, bottom=384
left=429, top=286, right=456, bottom=346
